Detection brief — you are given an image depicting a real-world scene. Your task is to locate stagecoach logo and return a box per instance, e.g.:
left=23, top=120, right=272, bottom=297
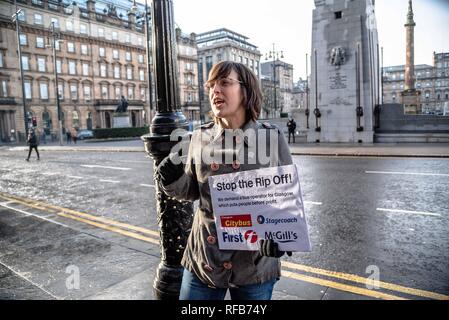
left=329, top=46, right=346, bottom=68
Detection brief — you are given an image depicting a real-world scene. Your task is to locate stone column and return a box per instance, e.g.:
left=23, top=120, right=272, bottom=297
left=404, top=0, right=416, bottom=91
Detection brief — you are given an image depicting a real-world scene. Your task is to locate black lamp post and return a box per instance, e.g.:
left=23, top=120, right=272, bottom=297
left=12, top=0, right=28, bottom=140
left=141, top=0, right=193, bottom=300
left=265, top=43, right=283, bottom=118
left=47, top=22, right=63, bottom=145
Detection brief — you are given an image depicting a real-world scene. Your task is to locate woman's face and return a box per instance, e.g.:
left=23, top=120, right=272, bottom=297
left=209, top=70, right=244, bottom=120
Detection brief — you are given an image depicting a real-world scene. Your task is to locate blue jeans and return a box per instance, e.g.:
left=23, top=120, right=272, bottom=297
left=179, top=269, right=277, bottom=300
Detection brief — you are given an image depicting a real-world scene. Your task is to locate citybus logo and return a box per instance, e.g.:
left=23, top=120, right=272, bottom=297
left=220, top=214, right=252, bottom=228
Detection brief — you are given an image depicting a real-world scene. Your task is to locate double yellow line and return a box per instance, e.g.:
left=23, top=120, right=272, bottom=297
left=0, top=191, right=447, bottom=301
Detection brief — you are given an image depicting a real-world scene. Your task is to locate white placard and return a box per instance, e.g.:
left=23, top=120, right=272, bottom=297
left=208, top=164, right=311, bottom=252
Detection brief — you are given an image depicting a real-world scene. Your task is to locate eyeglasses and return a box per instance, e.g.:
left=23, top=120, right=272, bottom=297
left=204, top=77, right=243, bottom=92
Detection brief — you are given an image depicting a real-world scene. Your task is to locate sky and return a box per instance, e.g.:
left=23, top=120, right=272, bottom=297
left=156, top=0, right=449, bottom=81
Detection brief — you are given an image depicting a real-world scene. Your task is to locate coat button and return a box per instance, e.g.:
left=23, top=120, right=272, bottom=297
left=232, top=161, right=240, bottom=170
left=203, top=264, right=214, bottom=272
left=211, top=162, right=220, bottom=171
left=223, top=262, right=233, bottom=270
left=207, top=235, right=216, bottom=245
left=234, top=135, right=242, bottom=144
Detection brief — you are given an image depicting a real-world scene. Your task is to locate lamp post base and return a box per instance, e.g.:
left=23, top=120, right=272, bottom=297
left=153, top=263, right=185, bottom=300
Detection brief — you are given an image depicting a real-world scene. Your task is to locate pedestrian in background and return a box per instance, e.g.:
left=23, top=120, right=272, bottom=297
left=157, top=61, right=292, bottom=300
left=66, top=130, right=71, bottom=144
left=26, top=128, right=40, bottom=161
left=287, top=118, right=296, bottom=144
left=71, top=128, right=78, bottom=144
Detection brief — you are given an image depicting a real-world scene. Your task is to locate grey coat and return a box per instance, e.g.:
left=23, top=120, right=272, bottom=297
left=160, top=120, right=293, bottom=289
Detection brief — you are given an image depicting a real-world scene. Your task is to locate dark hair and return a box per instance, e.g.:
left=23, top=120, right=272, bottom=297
left=206, top=61, right=262, bottom=123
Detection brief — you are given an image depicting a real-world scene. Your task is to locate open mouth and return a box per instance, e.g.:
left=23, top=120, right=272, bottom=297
left=214, top=98, right=225, bottom=107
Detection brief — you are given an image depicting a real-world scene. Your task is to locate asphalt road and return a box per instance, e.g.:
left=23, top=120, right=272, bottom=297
left=0, top=149, right=448, bottom=300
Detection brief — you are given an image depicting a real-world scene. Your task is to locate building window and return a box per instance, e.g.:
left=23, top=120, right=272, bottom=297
left=24, top=81, right=32, bottom=99
left=138, top=37, right=143, bottom=46
left=82, top=63, right=89, bottom=76
left=51, top=17, right=59, bottom=28
left=80, top=24, right=87, bottom=34
left=114, top=66, right=120, bottom=79
left=21, top=56, right=29, bottom=70
left=18, top=9, right=26, bottom=22
left=115, top=86, right=121, bottom=99
left=81, top=44, right=88, bottom=55
left=127, top=67, right=133, bottom=80
left=98, top=27, right=104, bottom=37
left=70, top=84, right=78, bottom=100
left=37, top=57, right=46, bottom=72
left=140, top=87, right=146, bottom=101
left=125, top=33, right=131, bottom=43
left=334, top=11, right=342, bottom=19
left=126, top=52, right=132, bottom=61
left=100, top=64, right=107, bottom=77
left=99, top=47, right=105, bottom=57
left=139, top=69, right=145, bottom=81
left=101, top=85, right=108, bottom=99
left=128, top=86, right=134, bottom=99
left=58, top=83, right=64, bottom=99
left=66, top=20, right=73, bottom=32
left=19, top=34, right=27, bottom=46
left=0, top=51, right=3, bottom=68
left=112, top=31, right=118, bottom=41
left=138, top=54, right=144, bottom=64
left=40, top=82, right=48, bottom=100
left=56, top=59, right=62, bottom=74
left=1, top=80, right=8, bottom=97
left=67, top=42, right=75, bottom=53
left=84, top=85, right=91, bottom=101
left=55, top=39, right=60, bottom=51
left=113, top=49, right=119, bottom=60
left=34, top=13, right=43, bottom=25
left=69, top=61, right=76, bottom=75
left=36, top=36, right=45, bottom=48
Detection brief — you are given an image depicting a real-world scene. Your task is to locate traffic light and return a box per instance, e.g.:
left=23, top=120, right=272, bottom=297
left=32, top=116, right=37, bottom=127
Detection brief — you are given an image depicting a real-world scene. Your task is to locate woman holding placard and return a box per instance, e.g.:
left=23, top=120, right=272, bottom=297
left=158, top=61, right=293, bottom=300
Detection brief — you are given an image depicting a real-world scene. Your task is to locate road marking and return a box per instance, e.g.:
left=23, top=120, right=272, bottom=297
left=2, top=191, right=448, bottom=301
left=0, top=261, right=61, bottom=300
left=140, top=184, right=155, bottom=188
left=0, top=194, right=159, bottom=245
left=0, top=192, right=159, bottom=238
left=304, top=201, right=322, bottom=206
left=282, top=261, right=449, bottom=300
left=376, top=208, right=443, bottom=217
left=0, top=201, right=13, bottom=206
left=366, top=171, right=449, bottom=177
left=0, top=202, right=70, bottom=229
left=67, top=176, right=84, bottom=180
left=281, top=269, right=406, bottom=300
left=99, top=179, right=120, bottom=184
left=81, top=165, right=131, bottom=171
left=56, top=212, right=159, bottom=245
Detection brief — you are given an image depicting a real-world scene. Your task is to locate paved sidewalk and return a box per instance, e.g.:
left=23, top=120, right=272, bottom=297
left=4, top=139, right=449, bottom=158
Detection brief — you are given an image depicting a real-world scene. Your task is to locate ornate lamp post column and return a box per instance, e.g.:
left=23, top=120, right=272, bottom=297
left=265, top=44, right=283, bottom=118
left=141, top=0, right=193, bottom=300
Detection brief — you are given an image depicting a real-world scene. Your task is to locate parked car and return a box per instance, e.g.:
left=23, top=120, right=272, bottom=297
left=77, top=129, right=94, bottom=140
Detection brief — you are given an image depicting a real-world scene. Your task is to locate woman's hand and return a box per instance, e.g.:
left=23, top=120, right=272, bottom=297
left=259, top=239, right=292, bottom=258
left=157, top=153, right=185, bottom=186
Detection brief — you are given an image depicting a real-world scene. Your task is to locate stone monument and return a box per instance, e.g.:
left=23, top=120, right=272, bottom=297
left=401, top=0, right=421, bottom=115
left=113, top=96, right=130, bottom=128
left=308, top=0, right=380, bottom=143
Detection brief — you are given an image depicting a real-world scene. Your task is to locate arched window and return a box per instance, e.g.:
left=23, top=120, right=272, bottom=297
left=42, top=111, right=52, bottom=135
left=72, top=111, right=79, bottom=129
left=86, top=112, right=92, bottom=130
left=105, top=111, right=112, bottom=128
